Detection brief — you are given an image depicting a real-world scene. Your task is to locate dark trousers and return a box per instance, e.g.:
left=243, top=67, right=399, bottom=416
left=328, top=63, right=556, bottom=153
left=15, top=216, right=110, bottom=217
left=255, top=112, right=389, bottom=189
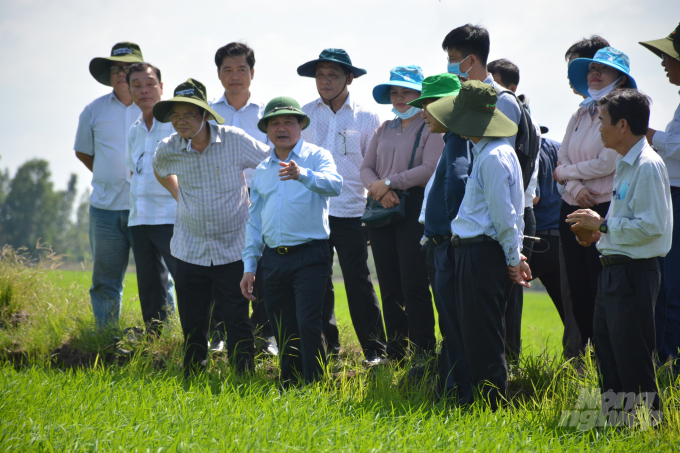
left=559, top=201, right=610, bottom=345
left=531, top=230, right=582, bottom=358
left=251, top=258, right=273, bottom=338
left=435, top=241, right=473, bottom=402
left=559, top=236, right=584, bottom=358
left=453, top=240, right=513, bottom=410
left=369, top=187, right=435, bottom=359
left=505, top=206, right=536, bottom=360
left=263, top=240, right=331, bottom=383
left=594, top=258, right=660, bottom=409
left=174, top=259, right=254, bottom=374
left=129, top=224, right=177, bottom=332
left=324, top=216, right=386, bottom=358
left=656, top=187, right=680, bottom=367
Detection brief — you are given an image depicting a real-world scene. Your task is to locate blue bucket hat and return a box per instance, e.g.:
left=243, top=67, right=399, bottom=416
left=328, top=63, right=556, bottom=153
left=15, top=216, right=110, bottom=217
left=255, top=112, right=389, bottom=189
left=372, top=65, right=424, bottom=104
left=297, top=48, right=367, bottom=78
left=568, top=47, right=637, bottom=97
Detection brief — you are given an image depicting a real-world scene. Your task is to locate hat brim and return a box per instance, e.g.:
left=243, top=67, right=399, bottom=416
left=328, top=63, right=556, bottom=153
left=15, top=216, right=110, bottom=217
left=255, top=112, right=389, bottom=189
left=428, top=95, right=518, bottom=138
left=408, top=90, right=461, bottom=109
left=89, top=55, right=144, bottom=87
left=640, top=38, right=680, bottom=62
left=297, top=59, right=367, bottom=78
left=257, top=110, right=310, bottom=133
left=372, top=81, right=422, bottom=104
left=568, top=58, right=638, bottom=97
left=153, top=98, right=225, bottom=124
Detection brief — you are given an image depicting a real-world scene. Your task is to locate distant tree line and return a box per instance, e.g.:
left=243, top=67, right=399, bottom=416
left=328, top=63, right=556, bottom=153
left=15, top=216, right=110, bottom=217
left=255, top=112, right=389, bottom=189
left=0, top=158, right=91, bottom=262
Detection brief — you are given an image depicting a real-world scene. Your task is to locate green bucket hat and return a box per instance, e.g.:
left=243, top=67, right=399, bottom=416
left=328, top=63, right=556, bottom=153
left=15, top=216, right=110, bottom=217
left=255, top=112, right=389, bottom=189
left=640, top=23, right=680, bottom=62
left=428, top=80, right=518, bottom=138
left=152, top=79, right=225, bottom=124
left=408, top=73, right=462, bottom=108
left=297, top=49, right=367, bottom=78
left=257, top=97, right=310, bottom=133
left=89, top=42, right=144, bottom=86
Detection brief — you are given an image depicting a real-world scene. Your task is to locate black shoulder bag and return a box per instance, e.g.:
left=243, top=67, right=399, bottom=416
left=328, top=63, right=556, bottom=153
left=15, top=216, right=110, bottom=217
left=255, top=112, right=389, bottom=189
left=361, top=123, right=426, bottom=229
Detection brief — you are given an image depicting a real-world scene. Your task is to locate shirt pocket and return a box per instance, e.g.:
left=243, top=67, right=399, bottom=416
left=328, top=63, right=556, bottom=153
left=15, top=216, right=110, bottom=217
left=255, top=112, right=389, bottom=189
left=463, top=173, right=478, bottom=213
left=343, top=130, right=362, bottom=155
left=214, top=164, right=242, bottom=193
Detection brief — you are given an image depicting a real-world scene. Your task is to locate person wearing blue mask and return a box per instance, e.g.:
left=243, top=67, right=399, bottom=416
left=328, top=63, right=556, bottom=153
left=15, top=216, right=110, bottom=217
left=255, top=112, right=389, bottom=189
left=360, top=66, right=444, bottom=362
left=554, top=47, right=635, bottom=350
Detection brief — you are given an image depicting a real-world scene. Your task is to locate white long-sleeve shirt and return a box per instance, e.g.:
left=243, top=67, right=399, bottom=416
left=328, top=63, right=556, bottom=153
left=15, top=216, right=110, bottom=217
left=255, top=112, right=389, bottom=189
left=652, top=95, right=680, bottom=187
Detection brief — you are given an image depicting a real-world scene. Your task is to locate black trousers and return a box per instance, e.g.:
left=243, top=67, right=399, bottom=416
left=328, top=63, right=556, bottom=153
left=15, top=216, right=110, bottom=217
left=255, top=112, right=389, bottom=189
left=594, top=258, right=660, bottom=410
left=559, top=201, right=610, bottom=345
left=129, top=224, right=177, bottom=330
left=174, top=259, right=254, bottom=374
left=505, top=206, right=536, bottom=360
left=263, top=240, right=331, bottom=383
left=324, top=216, right=386, bottom=358
left=251, top=258, right=273, bottom=338
left=369, top=187, right=435, bottom=359
left=453, top=240, right=513, bottom=410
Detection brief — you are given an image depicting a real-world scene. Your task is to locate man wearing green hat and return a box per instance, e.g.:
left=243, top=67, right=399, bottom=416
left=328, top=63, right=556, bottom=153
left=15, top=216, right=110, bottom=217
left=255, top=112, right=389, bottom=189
left=74, top=42, right=144, bottom=329
left=152, top=79, right=270, bottom=375
left=640, top=23, right=680, bottom=368
left=241, top=96, right=342, bottom=384
left=408, top=73, right=471, bottom=392
left=297, top=49, right=384, bottom=363
left=428, top=81, right=531, bottom=409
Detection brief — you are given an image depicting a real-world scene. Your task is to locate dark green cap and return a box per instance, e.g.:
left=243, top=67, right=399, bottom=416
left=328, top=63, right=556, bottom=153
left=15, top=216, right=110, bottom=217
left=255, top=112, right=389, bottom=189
left=640, top=22, right=680, bottom=62
left=153, top=79, right=225, bottom=124
left=89, top=42, right=144, bottom=86
left=297, top=48, right=367, bottom=78
left=428, top=80, right=517, bottom=138
left=408, top=73, right=462, bottom=108
left=258, top=97, right=310, bottom=133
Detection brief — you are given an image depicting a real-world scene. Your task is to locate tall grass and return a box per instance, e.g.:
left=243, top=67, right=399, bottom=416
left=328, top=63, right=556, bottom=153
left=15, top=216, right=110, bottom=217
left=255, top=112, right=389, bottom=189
left=1, top=245, right=680, bottom=451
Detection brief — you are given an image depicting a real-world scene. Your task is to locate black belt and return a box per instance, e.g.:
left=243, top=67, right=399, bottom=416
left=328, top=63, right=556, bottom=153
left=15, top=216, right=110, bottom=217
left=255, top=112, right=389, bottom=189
left=428, top=235, right=451, bottom=245
left=271, top=242, right=312, bottom=255
left=536, top=229, right=560, bottom=237
left=451, top=235, right=495, bottom=247
left=599, top=254, right=634, bottom=267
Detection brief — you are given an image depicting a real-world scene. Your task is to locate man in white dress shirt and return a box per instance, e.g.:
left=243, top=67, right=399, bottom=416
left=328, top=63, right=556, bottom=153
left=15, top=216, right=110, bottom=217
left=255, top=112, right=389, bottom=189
left=125, top=62, right=177, bottom=337
left=567, top=89, right=671, bottom=422
left=209, top=42, right=276, bottom=355
left=297, top=49, right=387, bottom=364
left=74, top=42, right=144, bottom=329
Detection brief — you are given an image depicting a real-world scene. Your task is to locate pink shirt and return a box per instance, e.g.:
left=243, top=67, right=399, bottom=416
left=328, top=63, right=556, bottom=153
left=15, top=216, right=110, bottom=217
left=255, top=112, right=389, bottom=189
left=360, top=116, right=444, bottom=191
left=555, top=106, right=617, bottom=206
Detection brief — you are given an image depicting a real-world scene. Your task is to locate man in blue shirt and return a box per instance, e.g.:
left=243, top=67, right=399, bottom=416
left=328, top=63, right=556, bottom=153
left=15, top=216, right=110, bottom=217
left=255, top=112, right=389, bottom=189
left=241, top=97, right=343, bottom=384
left=428, top=81, right=531, bottom=409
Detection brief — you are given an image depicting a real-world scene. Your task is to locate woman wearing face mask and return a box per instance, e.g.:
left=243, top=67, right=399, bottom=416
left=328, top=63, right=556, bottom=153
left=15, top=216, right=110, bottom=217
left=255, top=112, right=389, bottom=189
left=553, top=47, right=637, bottom=349
left=360, top=66, right=444, bottom=362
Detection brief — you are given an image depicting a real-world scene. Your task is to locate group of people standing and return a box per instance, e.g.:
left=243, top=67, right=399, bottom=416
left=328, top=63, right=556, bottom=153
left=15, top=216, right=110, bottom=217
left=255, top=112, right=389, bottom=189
left=74, top=22, right=680, bottom=416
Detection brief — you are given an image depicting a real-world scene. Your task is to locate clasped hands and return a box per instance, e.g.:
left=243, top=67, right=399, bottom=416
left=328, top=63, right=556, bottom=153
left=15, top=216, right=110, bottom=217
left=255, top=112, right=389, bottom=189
left=368, top=179, right=400, bottom=209
left=565, top=208, right=604, bottom=247
left=508, top=254, right=532, bottom=288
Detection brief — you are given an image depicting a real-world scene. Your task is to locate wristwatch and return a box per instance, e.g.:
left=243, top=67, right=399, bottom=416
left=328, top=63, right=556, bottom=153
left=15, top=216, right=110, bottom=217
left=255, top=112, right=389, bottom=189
left=599, top=220, right=608, bottom=234
left=385, top=178, right=391, bottom=187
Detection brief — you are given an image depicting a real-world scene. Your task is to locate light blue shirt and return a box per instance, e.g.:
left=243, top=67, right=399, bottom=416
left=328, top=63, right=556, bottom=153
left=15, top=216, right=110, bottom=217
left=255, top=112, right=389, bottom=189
left=451, top=137, right=525, bottom=266
left=652, top=92, right=680, bottom=186
left=242, top=139, right=343, bottom=273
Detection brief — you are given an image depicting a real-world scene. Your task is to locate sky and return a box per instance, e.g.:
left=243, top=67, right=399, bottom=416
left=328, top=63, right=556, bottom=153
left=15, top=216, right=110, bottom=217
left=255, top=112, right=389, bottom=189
left=0, top=0, right=678, bottom=196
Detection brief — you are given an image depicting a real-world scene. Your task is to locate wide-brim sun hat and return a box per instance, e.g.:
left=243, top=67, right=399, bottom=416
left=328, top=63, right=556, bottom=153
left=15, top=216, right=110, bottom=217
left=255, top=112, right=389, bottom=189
left=408, top=73, right=462, bottom=108
left=89, top=42, right=144, bottom=87
left=372, top=65, right=424, bottom=104
left=153, top=79, right=225, bottom=124
left=428, top=80, right=518, bottom=138
left=639, top=22, right=680, bottom=62
left=568, top=46, right=637, bottom=97
left=297, top=48, right=367, bottom=78
left=257, top=97, right=310, bottom=133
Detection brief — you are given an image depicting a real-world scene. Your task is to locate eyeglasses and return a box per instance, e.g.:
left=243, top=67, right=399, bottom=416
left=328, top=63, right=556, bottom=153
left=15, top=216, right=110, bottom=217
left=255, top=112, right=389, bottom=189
left=136, top=152, right=145, bottom=174
left=109, top=65, right=132, bottom=75
left=337, top=132, right=347, bottom=155
left=168, top=111, right=201, bottom=122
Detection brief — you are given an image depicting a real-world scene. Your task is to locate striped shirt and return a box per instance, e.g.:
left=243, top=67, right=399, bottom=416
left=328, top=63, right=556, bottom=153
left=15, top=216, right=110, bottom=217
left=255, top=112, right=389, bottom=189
left=125, top=115, right=176, bottom=226
left=153, top=124, right=270, bottom=265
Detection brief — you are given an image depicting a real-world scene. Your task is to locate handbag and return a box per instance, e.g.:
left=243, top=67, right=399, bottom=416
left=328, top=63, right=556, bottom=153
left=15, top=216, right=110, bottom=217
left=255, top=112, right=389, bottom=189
left=361, top=123, right=425, bottom=229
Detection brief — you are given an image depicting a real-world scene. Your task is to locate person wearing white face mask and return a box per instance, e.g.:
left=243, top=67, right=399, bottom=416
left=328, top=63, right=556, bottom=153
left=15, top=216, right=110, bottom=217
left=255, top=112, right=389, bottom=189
left=359, top=65, right=444, bottom=361
left=553, top=46, right=637, bottom=349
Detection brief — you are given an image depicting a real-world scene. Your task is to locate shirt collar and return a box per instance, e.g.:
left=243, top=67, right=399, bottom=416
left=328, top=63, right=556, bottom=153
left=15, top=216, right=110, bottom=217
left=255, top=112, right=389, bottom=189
left=215, top=92, right=262, bottom=112
left=315, top=92, right=353, bottom=112
left=621, top=137, right=646, bottom=166
left=472, top=137, right=492, bottom=155
left=269, top=139, right=307, bottom=162
left=135, top=112, right=159, bottom=132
